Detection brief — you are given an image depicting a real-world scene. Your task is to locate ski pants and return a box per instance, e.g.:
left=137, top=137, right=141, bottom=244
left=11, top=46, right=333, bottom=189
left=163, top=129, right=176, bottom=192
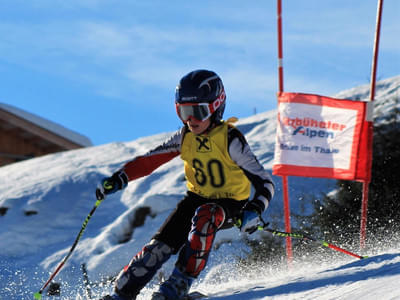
left=114, top=191, right=246, bottom=299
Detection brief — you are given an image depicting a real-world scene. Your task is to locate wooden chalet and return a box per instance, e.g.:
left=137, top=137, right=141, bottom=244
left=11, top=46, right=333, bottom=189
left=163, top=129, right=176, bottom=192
left=0, top=103, right=92, bottom=167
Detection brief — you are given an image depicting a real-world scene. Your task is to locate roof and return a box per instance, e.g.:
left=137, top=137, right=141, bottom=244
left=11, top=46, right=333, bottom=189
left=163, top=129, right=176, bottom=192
left=0, top=103, right=92, bottom=147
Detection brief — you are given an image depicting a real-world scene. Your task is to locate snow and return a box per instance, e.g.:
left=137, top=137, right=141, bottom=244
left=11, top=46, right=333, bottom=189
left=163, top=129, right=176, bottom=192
left=1, top=76, right=400, bottom=299
left=0, top=102, right=92, bottom=147
left=335, top=75, right=400, bottom=124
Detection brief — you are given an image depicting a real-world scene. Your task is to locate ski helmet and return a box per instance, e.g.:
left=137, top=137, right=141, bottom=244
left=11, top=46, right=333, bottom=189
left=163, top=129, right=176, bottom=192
left=175, top=70, right=226, bottom=123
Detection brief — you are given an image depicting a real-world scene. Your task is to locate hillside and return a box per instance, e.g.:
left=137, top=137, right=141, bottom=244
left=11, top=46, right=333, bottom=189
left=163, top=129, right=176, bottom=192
left=0, top=76, right=399, bottom=299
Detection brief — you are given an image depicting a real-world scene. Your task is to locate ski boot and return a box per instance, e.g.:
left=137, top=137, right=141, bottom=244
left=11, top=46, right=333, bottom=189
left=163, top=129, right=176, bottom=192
left=152, top=267, right=194, bottom=300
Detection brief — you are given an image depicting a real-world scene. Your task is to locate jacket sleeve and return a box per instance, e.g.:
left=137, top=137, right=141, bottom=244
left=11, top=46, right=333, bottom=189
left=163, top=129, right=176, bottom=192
left=121, top=128, right=185, bottom=181
left=228, top=126, right=275, bottom=212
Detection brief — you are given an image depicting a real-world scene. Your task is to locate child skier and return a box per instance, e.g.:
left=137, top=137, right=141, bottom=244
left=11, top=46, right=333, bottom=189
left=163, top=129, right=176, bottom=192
left=97, top=70, right=275, bottom=300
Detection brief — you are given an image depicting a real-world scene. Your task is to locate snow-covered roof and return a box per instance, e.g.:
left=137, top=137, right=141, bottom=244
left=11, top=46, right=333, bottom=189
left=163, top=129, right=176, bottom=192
left=0, top=103, right=92, bottom=147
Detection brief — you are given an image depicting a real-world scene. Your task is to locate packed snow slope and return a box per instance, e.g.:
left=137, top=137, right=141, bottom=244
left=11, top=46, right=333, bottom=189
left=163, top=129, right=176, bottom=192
left=0, top=76, right=399, bottom=299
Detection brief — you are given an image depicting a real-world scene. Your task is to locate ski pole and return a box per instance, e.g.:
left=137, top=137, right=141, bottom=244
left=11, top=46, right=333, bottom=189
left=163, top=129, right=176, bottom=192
left=34, top=196, right=105, bottom=300
left=257, top=220, right=368, bottom=260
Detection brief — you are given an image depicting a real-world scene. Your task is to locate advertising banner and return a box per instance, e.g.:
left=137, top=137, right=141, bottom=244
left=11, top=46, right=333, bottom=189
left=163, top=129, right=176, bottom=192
left=273, top=92, right=368, bottom=180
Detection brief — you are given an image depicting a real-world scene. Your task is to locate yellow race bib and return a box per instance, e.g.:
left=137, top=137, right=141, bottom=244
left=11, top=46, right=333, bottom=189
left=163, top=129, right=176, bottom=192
left=181, top=122, right=250, bottom=200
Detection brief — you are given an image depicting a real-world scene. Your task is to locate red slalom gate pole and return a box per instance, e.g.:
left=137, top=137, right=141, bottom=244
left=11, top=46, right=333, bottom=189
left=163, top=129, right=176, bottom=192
left=282, top=176, right=293, bottom=264
left=277, top=0, right=284, bottom=93
left=360, top=0, right=384, bottom=249
left=276, top=0, right=293, bottom=266
left=326, top=243, right=366, bottom=260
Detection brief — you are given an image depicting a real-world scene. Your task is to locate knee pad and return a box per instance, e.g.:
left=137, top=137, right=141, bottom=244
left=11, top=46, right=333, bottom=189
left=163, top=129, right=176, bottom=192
left=115, top=239, right=171, bottom=298
left=191, top=203, right=225, bottom=235
left=178, top=203, right=225, bottom=277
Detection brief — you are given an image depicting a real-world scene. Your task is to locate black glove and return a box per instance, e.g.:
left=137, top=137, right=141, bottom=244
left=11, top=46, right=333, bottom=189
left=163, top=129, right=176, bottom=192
left=96, top=170, right=128, bottom=200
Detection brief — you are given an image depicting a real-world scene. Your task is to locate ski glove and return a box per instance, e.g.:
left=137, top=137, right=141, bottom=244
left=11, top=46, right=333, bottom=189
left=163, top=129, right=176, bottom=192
left=238, top=201, right=263, bottom=234
left=239, top=211, right=260, bottom=234
left=96, top=170, right=128, bottom=200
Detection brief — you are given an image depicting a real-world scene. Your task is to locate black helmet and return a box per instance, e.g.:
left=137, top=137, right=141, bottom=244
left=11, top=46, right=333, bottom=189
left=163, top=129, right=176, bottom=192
left=175, top=70, right=226, bottom=123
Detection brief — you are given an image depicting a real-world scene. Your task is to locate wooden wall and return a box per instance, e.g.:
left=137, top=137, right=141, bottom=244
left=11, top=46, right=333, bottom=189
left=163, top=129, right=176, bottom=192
left=0, top=108, right=82, bottom=167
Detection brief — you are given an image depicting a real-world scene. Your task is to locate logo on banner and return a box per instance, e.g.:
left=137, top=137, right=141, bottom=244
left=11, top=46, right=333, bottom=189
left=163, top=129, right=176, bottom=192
left=282, top=117, right=346, bottom=139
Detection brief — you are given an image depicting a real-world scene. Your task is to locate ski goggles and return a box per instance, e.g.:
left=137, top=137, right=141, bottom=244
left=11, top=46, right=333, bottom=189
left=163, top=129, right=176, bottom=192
left=176, top=97, right=225, bottom=122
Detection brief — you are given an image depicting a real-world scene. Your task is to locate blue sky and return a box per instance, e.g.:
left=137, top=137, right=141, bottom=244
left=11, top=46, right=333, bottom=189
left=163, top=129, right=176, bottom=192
left=0, top=1, right=398, bottom=146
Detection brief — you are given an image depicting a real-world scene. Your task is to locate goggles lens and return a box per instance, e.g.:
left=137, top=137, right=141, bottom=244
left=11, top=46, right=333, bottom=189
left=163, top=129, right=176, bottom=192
left=176, top=103, right=212, bottom=122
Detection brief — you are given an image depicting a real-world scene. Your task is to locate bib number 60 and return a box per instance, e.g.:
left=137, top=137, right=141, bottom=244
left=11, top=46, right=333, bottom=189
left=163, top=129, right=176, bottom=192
left=192, top=158, right=225, bottom=188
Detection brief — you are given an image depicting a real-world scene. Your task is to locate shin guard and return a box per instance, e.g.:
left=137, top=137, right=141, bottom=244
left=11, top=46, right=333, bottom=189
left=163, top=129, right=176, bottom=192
left=114, top=239, right=171, bottom=299
left=178, top=203, right=225, bottom=277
